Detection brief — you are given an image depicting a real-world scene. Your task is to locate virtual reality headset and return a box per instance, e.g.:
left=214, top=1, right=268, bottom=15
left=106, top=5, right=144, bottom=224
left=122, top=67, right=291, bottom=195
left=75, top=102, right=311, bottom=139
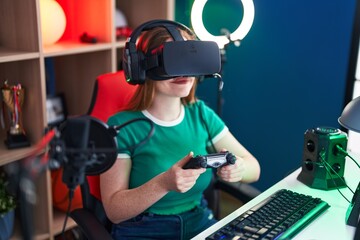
left=123, top=19, right=222, bottom=85
left=145, top=40, right=221, bottom=80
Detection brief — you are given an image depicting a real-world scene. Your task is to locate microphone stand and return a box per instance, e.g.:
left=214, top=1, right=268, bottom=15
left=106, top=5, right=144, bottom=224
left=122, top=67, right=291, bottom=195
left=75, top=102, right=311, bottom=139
left=216, top=28, right=241, bottom=117
left=4, top=115, right=155, bottom=240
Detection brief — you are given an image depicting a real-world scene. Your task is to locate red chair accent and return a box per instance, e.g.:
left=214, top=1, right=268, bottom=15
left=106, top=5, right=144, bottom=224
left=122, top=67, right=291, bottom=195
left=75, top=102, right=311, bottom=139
left=88, top=71, right=138, bottom=123
left=86, top=71, right=138, bottom=201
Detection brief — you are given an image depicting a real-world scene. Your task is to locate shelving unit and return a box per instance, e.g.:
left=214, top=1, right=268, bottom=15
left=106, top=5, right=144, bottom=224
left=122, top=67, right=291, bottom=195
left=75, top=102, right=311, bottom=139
left=0, top=0, right=174, bottom=239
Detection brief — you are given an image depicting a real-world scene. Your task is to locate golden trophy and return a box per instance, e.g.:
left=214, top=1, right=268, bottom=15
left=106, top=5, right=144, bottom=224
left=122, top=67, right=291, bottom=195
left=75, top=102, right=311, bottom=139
left=1, top=80, right=30, bottom=149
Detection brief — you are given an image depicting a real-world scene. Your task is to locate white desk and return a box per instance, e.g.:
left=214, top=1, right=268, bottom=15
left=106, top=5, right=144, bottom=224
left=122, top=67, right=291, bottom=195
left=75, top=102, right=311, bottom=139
left=193, top=156, right=359, bottom=240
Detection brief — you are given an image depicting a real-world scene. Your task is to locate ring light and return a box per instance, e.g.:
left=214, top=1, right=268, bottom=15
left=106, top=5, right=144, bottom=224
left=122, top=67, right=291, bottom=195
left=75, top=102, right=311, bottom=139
left=191, top=0, right=255, bottom=49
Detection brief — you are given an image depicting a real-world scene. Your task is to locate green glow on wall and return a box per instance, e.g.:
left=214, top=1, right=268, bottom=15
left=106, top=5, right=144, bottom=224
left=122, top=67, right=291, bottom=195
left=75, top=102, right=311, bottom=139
left=202, top=0, right=244, bottom=35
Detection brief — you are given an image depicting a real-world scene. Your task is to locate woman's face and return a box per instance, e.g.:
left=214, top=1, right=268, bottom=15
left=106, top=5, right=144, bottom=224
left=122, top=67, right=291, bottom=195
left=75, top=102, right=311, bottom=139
left=154, top=76, right=195, bottom=98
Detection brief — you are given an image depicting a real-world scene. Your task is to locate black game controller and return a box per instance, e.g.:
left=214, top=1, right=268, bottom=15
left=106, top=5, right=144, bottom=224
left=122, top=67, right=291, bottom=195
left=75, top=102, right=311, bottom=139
left=183, top=151, right=236, bottom=169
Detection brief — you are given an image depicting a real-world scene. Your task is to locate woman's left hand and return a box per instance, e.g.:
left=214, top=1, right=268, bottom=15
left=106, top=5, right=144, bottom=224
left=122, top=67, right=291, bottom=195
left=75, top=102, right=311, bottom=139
left=216, top=155, right=245, bottom=182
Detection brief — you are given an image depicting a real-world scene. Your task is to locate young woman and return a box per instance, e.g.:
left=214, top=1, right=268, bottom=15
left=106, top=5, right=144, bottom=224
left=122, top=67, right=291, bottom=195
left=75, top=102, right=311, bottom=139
left=100, top=24, right=261, bottom=240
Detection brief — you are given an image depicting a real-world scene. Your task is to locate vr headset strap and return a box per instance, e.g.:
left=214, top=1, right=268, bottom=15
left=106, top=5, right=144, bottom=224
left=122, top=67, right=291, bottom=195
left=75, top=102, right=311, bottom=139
left=165, top=25, right=184, bottom=41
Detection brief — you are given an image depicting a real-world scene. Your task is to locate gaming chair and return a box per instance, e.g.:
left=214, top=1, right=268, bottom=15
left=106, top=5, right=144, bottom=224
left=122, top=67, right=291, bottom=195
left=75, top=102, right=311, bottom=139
left=68, top=70, right=260, bottom=240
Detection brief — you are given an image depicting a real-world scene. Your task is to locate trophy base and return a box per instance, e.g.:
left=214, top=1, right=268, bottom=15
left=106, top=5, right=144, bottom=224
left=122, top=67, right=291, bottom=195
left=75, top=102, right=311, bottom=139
left=5, top=132, right=31, bottom=149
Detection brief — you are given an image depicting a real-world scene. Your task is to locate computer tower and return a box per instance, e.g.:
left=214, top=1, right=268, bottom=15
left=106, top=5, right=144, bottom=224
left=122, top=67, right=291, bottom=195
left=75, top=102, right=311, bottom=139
left=297, top=127, right=348, bottom=190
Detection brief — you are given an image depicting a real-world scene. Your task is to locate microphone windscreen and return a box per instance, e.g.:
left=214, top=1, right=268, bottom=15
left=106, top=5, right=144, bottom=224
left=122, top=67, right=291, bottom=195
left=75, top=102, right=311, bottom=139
left=86, top=116, right=118, bottom=175
left=60, top=116, right=118, bottom=175
left=62, top=117, right=90, bottom=150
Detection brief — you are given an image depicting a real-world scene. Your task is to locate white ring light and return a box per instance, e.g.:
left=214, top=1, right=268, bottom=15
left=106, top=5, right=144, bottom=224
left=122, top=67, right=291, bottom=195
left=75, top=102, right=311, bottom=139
left=191, top=0, right=255, bottom=49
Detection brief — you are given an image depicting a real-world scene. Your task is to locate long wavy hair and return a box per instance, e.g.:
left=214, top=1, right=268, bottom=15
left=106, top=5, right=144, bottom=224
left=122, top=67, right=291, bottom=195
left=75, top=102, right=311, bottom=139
left=125, top=26, right=198, bottom=111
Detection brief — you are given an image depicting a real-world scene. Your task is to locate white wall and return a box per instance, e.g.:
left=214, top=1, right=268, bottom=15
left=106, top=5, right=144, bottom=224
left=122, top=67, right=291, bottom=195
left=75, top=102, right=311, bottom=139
left=347, top=44, right=360, bottom=154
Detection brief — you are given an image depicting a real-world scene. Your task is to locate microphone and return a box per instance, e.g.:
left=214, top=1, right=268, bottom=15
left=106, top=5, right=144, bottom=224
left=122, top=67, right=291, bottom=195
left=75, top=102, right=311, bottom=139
left=59, top=116, right=94, bottom=191
left=5, top=115, right=154, bottom=240
left=50, top=115, right=154, bottom=190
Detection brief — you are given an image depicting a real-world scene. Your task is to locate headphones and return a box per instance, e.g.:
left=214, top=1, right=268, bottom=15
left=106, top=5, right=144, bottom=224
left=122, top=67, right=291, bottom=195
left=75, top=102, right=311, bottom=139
left=122, top=19, right=221, bottom=85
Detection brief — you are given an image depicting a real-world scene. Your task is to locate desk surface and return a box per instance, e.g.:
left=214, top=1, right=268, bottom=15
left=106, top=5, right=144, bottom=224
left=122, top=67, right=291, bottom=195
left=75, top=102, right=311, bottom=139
left=193, top=156, right=359, bottom=240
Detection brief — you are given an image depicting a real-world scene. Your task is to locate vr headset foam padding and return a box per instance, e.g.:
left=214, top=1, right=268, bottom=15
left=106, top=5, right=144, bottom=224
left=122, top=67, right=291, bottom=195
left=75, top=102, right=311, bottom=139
left=122, top=19, right=221, bottom=85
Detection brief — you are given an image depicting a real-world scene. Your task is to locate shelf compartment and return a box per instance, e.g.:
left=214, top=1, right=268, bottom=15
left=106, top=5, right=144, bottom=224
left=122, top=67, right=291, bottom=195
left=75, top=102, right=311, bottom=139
left=0, top=59, right=45, bottom=146
left=48, top=50, right=112, bottom=116
left=117, top=0, right=175, bottom=29
left=55, top=0, right=113, bottom=44
left=6, top=165, right=51, bottom=240
left=0, top=0, right=39, bottom=53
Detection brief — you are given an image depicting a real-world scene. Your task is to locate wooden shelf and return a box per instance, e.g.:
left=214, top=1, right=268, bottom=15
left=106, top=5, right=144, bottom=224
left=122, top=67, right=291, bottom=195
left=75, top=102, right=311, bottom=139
left=0, top=145, right=34, bottom=166
left=0, top=0, right=174, bottom=239
left=43, top=42, right=113, bottom=57
left=0, top=47, right=40, bottom=63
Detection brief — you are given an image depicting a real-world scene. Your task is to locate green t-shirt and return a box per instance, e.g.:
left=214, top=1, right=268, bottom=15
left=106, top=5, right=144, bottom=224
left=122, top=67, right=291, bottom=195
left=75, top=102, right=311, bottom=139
left=107, top=100, right=228, bottom=215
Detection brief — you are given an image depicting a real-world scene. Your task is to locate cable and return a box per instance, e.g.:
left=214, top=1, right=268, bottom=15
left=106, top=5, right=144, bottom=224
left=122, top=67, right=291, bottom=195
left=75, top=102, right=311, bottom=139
left=214, top=73, right=224, bottom=117
left=313, top=145, right=360, bottom=203
left=319, top=157, right=352, bottom=203
left=308, top=154, right=353, bottom=202
left=61, top=189, right=74, bottom=240
left=336, top=145, right=360, bottom=169
left=114, top=117, right=155, bottom=152
left=336, top=146, right=360, bottom=228
left=197, top=101, right=216, bottom=153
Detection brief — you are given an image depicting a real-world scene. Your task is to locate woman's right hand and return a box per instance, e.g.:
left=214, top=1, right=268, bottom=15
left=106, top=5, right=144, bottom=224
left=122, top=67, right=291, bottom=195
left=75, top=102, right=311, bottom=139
left=163, top=152, right=206, bottom=193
